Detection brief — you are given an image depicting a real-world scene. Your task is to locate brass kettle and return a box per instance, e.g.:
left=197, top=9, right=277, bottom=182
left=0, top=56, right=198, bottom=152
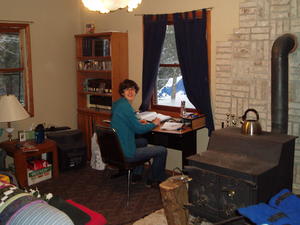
left=241, top=108, right=262, bottom=135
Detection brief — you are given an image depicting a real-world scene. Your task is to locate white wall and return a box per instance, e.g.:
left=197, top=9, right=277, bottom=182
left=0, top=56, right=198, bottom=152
left=0, top=0, right=82, bottom=141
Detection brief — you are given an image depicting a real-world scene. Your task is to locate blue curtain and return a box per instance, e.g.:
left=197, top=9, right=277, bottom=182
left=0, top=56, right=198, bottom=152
left=173, top=10, right=215, bottom=135
left=139, top=15, right=167, bottom=111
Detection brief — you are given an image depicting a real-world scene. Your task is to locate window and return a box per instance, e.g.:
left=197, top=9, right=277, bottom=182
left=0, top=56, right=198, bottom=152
left=155, top=25, right=195, bottom=109
left=0, top=23, right=34, bottom=115
left=151, top=11, right=211, bottom=112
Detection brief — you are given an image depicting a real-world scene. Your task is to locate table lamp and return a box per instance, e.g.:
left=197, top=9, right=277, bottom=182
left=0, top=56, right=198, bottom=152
left=0, top=94, right=30, bottom=141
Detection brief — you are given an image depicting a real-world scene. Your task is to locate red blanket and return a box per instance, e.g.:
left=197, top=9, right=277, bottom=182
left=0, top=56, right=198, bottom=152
left=66, top=200, right=107, bottom=225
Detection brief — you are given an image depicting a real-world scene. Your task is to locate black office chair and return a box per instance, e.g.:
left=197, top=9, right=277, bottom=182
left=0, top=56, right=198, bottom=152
left=96, top=126, right=151, bottom=206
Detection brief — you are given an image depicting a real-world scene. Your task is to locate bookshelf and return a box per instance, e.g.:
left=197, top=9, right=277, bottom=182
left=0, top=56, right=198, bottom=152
left=75, top=32, right=128, bottom=158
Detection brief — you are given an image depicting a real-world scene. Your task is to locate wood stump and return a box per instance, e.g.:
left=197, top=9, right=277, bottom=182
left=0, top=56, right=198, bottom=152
left=159, top=175, right=189, bottom=225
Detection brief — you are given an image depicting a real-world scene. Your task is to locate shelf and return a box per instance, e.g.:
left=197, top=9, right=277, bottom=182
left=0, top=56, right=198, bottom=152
left=75, top=32, right=113, bottom=38
left=77, top=56, right=111, bottom=60
left=77, top=70, right=111, bottom=73
left=78, top=107, right=112, bottom=115
left=79, top=91, right=112, bottom=97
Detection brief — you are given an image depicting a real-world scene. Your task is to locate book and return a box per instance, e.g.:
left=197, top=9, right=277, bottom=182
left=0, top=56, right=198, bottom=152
left=183, top=114, right=206, bottom=130
left=19, top=142, right=39, bottom=152
left=20, top=145, right=39, bottom=152
left=82, top=38, right=93, bottom=56
left=136, top=111, right=171, bottom=122
left=94, top=39, right=104, bottom=56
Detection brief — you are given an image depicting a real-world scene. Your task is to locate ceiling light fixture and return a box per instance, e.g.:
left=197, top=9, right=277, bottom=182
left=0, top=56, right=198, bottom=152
left=82, top=0, right=142, bottom=13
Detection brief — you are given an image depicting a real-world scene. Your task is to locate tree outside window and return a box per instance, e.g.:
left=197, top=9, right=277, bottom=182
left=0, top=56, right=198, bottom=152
left=154, top=25, right=195, bottom=109
left=0, top=23, right=33, bottom=115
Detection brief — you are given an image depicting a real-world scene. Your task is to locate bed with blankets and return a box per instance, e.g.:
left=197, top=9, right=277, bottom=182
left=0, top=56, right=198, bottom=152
left=0, top=181, right=106, bottom=225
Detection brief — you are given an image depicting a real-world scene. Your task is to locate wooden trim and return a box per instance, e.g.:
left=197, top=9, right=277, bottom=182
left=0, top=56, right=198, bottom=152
left=0, top=20, right=33, bottom=25
left=159, top=64, right=180, bottom=67
left=0, top=23, right=28, bottom=28
left=74, top=32, right=127, bottom=38
left=0, top=23, right=34, bottom=116
left=0, top=68, right=24, bottom=72
left=0, top=28, right=21, bottom=32
left=166, top=9, right=208, bottom=23
left=24, top=24, right=34, bottom=116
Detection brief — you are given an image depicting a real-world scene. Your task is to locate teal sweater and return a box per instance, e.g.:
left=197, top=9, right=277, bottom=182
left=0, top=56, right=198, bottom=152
left=111, top=98, right=156, bottom=158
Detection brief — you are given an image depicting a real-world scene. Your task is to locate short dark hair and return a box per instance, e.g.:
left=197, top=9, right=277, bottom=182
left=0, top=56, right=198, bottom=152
left=119, top=79, right=139, bottom=96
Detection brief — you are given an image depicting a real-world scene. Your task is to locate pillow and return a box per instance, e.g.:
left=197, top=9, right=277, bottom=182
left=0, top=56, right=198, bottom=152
left=7, top=201, right=74, bottom=225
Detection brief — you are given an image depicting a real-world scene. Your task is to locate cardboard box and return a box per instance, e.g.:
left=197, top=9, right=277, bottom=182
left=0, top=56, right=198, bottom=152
left=27, top=164, right=52, bottom=186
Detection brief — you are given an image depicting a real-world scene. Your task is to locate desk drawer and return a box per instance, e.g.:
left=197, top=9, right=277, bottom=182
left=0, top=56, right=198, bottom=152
left=148, top=132, right=190, bottom=151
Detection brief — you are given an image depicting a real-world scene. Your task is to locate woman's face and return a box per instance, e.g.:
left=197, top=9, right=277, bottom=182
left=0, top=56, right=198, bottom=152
left=122, top=87, right=136, bottom=102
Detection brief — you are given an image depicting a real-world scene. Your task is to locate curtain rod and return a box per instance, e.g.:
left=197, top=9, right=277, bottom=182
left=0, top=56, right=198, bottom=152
left=134, top=7, right=213, bottom=16
left=0, top=20, right=34, bottom=24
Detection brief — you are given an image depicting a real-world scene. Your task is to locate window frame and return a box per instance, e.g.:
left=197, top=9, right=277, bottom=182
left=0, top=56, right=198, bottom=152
left=0, top=23, right=34, bottom=116
left=150, top=11, right=211, bottom=114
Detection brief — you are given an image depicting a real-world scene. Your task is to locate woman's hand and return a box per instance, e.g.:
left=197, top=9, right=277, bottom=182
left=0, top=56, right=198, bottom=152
left=140, top=119, right=148, bottom=124
left=152, top=118, right=161, bottom=126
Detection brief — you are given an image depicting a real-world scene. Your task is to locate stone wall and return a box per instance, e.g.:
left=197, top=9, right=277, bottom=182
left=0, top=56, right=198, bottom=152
left=215, top=0, right=300, bottom=192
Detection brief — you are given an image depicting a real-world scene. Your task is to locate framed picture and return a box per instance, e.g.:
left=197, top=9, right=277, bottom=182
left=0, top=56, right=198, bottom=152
left=25, top=130, right=35, bottom=140
left=18, top=131, right=26, bottom=142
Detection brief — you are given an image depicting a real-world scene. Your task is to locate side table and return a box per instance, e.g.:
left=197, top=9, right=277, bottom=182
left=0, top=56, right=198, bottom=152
left=0, top=139, right=59, bottom=188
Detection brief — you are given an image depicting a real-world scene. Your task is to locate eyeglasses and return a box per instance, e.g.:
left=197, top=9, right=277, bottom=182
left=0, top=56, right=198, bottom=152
left=125, top=87, right=136, bottom=92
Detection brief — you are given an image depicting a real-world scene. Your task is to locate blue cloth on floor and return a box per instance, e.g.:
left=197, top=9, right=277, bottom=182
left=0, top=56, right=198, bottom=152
left=268, top=189, right=300, bottom=225
left=238, top=203, right=292, bottom=225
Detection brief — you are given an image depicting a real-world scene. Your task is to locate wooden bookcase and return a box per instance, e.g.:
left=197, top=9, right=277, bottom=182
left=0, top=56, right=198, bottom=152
left=75, top=32, right=128, bottom=159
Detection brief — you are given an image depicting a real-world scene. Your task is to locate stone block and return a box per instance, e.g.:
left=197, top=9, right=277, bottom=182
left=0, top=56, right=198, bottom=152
left=234, top=28, right=251, bottom=34
left=216, top=77, right=232, bottom=84
left=216, top=83, right=231, bottom=90
left=240, top=1, right=257, bottom=8
left=216, top=65, right=232, bottom=72
left=215, top=96, right=231, bottom=103
left=216, top=90, right=231, bottom=96
left=251, top=33, right=269, bottom=40
left=251, top=27, right=270, bottom=33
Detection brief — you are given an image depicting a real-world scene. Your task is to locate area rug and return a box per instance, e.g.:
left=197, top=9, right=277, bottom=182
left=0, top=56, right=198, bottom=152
left=132, top=209, right=214, bottom=225
left=133, top=209, right=167, bottom=225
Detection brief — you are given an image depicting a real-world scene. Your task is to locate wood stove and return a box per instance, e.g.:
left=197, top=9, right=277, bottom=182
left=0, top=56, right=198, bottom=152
left=185, top=127, right=296, bottom=223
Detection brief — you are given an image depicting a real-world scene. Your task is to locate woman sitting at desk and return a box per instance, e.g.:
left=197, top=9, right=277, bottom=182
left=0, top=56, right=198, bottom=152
left=111, top=79, right=167, bottom=187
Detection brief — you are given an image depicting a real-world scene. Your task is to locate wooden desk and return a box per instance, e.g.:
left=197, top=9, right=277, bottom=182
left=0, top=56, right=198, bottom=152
left=146, top=124, right=204, bottom=168
left=0, top=139, right=59, bottom=188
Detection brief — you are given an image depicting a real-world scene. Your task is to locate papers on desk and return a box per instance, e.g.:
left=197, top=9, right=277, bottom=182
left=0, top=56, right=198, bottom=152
left=161, top=122, right=184, bottom=131
left=136, top=111, right=171, bottom=122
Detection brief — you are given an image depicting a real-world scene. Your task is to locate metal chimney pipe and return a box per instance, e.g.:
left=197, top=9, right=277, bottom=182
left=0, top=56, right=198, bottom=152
left=271, top=33, right=297, bottom=134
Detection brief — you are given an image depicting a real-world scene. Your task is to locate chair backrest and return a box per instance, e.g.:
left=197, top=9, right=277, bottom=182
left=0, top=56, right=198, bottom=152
left=96, top=126, right=127, bottom=169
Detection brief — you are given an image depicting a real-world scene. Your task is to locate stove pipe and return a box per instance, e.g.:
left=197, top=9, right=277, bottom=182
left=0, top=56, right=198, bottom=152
left=271, top=33, right=297, bottom=134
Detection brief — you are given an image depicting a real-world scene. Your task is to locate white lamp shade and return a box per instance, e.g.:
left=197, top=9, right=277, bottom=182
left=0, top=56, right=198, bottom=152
left=0, top=95, right=30, bottom=122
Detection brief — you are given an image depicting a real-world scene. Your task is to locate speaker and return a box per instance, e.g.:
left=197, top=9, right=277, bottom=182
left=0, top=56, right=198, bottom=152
left=47, top=130, right=87, bottom=172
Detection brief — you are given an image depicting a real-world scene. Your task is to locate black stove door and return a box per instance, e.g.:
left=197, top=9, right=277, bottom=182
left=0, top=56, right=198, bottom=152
left=185, top=166, right=257, bottom=223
